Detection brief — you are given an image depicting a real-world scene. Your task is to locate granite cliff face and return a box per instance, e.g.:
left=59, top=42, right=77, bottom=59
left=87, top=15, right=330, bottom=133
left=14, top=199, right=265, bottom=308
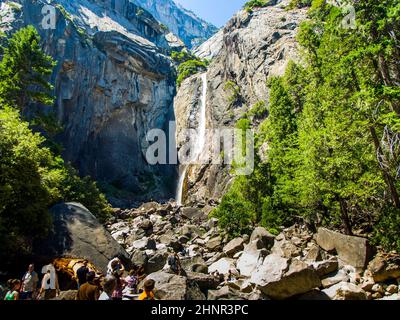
left=0, top=0, right=180, bottom=206
left=131, top=0, right=218, bottom=49
left=175, top=0, right=308, bottom=205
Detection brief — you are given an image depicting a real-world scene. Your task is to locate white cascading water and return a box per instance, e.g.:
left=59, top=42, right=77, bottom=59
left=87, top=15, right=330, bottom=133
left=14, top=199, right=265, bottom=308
left=176, top=73, right=208, bottom=205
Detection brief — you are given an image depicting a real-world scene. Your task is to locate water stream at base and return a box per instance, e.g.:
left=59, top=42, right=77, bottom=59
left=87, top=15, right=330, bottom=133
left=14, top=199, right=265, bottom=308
left=175, top=72, right=208, bottom=205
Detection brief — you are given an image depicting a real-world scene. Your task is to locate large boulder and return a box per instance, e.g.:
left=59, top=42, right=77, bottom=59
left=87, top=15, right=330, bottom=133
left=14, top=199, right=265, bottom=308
left=186, top=272, right=220, bottom=291
left=367, top=254, right=400, bottom=282
left=209, top=258, right=236, bottom=275
left=250, top=227, right=275, bottom=250
left=271, top=240, right=302, bottom=258
left=250, top=255, right=321, bottom=300
left=34, top=203, right=130, bottom=274
left=310, top=257, right=339, bottom=277
left=236, top=248, right=267, bottom=277
left=316, top=228, right=374, bottom=270
left=144, top=271, right=205, bottom=300
left=223, top=238, right=245, bottom=257
left=322, top=282, right=367, bottom=300
left=206, top=236, right=223, bottom=251
left=145, top=250, right=169, bottom=274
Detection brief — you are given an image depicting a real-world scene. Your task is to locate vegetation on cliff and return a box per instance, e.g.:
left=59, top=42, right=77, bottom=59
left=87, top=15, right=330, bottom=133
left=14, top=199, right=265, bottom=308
left=0, top=26, right=112, bottom=265
left=215, top=0, right=400, bottom=251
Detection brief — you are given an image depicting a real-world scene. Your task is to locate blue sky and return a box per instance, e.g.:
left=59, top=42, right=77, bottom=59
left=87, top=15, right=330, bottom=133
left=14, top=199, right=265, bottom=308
left=174, top=0, right=247, bottom=28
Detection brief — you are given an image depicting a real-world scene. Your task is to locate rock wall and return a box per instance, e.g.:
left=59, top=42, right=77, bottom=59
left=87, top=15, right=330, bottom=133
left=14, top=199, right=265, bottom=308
left=174, top=0, right=308, bottom=205
left=131, top=0, right=218, bottom=49
left=0, top=0, right=180, bottom=206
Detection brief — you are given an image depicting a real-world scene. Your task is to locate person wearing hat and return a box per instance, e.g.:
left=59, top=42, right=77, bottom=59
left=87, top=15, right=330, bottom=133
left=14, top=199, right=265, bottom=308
left=76, top=271, right=100, bottom=300
left=138, top=279, right=155, bottom=300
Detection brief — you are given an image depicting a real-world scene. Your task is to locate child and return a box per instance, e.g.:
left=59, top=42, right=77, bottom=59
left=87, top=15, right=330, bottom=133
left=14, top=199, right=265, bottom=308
left=138, top=279, right=155, bottom=300
left=125, top=269, right=138, bottom=294
left=4, top=279, right=21, bottom=300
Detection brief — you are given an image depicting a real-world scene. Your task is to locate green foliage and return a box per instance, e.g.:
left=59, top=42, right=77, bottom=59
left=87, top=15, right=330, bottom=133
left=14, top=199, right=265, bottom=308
left=60, top=165, right=113, bottom=224
left=224, top=80, right=242, bottom=106
left=0, top=106, right=58, bottom=261
left=0, top=28, right=112, bottom=266
left=287, top=0, right=312, bottom=10
left=243, top=0, right=268, bottom=12
left=372, top=207, right=400, bottom=252
left=176, top=59, right=208, bottom=87
left=214, top=0, right=400, bottom=249
left=210, top=185, right=254, bottom=238
left=247, top=101, right=268, bottom=120
left=0, top=26, right=57, bottom=111
left=172, top=50, right=210, bottom=86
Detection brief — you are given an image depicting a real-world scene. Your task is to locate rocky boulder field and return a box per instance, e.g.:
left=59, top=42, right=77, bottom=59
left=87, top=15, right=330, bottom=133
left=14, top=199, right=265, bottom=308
left=102, top=201, right=400, bottom=300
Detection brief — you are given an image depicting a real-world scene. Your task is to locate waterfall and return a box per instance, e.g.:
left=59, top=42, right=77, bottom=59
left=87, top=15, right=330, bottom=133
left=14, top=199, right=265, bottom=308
left=176, top=73, right=208, bottom=205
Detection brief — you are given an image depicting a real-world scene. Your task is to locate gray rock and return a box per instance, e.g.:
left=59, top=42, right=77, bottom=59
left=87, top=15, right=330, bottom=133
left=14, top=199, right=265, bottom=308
left=250, top=256, right=321, bottom=300
left=322, top=282, right=367, bottom=300
left=367, top=254, right=400, bottom=282
left=223, top=238, right=245, bottom=257
left=131, top=250, right=148, bottom=267
left=321, top=270, right=349, bottom=288
left=311, top=257, right=339, bottom=277
left=145, top=250, right=168, bottom=274
left=209, top=258, right=237, bottom=275
left=34, top=203, right=130, bottom=274
left=206, top=236, right=223, bottom=251
left=316, top=228, right=374, bottom=270
left=144, top=271, right=205, bottom=300
left=250, top=227, right=276, bottom=250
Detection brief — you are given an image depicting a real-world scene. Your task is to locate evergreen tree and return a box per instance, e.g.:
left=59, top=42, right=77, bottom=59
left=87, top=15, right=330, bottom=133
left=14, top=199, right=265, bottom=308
left=0, top=25, right=56, bottom=112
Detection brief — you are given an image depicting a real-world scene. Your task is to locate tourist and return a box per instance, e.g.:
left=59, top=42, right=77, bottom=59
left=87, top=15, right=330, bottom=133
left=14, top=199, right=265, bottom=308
left=125, top=269, right=139, bottom=294
left=76, top=260, right=89, bottom=288
left=107, top=257, right=125, bottom=276
left=167, top=251, right=182, bottom=276
left=76, top=271, right=100, bottom=300
left=99, top=275, right=117, bottom=300
left=4, top=279, right=21, bottom=300
left=111, top=270, right=126, bottom=301
left=20, top=264, right=39, bottom=300
left=38, top=265, right=60, bottom=300
left=138, top=279, right=155, bottom=300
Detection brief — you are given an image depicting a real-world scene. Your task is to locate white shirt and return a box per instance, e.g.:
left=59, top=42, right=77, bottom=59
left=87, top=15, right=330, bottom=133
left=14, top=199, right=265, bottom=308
left=99, top=291, right=111, bottom=300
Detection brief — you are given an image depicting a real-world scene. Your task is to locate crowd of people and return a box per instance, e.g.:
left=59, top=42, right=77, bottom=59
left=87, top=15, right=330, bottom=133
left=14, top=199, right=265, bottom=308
left=3, top=249, right=237, bottom=301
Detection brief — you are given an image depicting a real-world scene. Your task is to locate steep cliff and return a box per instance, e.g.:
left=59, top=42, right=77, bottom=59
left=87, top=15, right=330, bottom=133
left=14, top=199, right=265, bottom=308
left=131, top=0, right=218, bottom=49
left=175, top=0, right=307, bottom=205
left=0, top=0, right=179, bottom=206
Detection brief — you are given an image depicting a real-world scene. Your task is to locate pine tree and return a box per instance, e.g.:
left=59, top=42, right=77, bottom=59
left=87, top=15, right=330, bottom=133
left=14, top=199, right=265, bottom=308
left=0, top=25, right=56, bottom=112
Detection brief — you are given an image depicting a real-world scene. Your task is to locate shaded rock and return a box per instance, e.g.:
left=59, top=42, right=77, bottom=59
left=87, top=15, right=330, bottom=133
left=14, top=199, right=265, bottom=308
left=311, top=257, right=339, bottom=277
left=367, top=254, right=400, bottom=283
left=386, top=284, right=398, bottom=294
left=304, top=243, right=322, bottom=262
left=145, top=250, right=168, bottom=274
left=223, top=238, right=245, bottom=257
left=321, top=270, right=349, bottom=288
left=131, top=250, right=148, bottom=267
left=34, top=203, right=130, bottom=274
left=297, top=289, right=330, bottom=300
left=186, top=272, right=220, bottom=291
left=250, top=227, right=275, bottom=250
left=180, top=207, right=205, bottom=220
left=250, top=256, right=321, bottom=300
left=180, top=255, right=206, bottom=272
left=206, top=236, right=223, bottom=251
left=322, top=282, right=367, bottom=300
left=316, top=228, right=374, bottom=270
left=145, top=271, right=205, bottom=300
left=271, top=240, right=302, bottom=258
